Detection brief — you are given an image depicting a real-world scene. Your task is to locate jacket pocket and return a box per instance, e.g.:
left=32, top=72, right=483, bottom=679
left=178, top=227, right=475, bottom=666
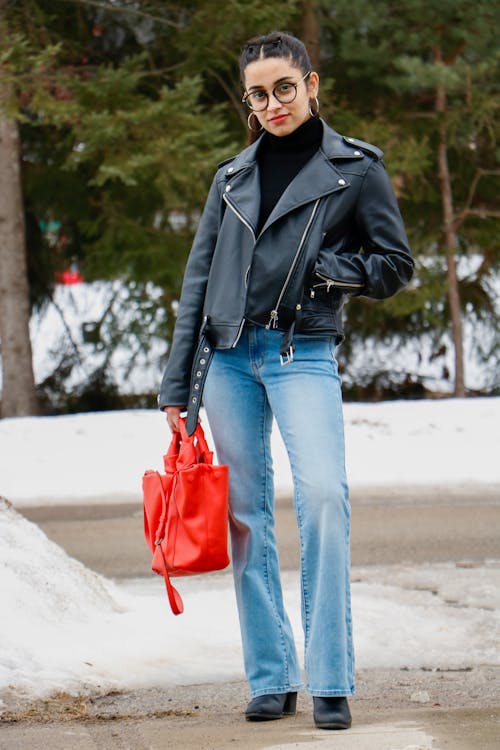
left=311, top=270, right=365, bottom=296
left=297, top=291, right=344, bottom=335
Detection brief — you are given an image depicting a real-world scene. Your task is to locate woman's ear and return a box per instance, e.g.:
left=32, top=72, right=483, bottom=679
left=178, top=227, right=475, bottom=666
left=308, top=71, right=320, bottom=99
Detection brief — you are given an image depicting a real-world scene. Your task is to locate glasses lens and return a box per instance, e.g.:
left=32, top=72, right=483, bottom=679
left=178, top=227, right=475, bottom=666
left=246, top=91, right=267, bottom=111
left=274, top=83, right=297, bottom=103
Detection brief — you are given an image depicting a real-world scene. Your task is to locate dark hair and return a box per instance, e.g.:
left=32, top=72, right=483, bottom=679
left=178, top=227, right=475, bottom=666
left=239, top=31, right=312, bottom=83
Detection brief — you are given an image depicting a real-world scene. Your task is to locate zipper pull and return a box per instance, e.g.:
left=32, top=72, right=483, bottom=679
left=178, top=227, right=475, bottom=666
left=310, top=289, right=315, bottom=299
left=266, top=310, right=279, bottom=329
left=326, top=280, right=335, bottom=292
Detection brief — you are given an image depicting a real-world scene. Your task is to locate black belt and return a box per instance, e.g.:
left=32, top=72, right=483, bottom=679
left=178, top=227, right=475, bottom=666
left=185, top=317, right=213, bottom=436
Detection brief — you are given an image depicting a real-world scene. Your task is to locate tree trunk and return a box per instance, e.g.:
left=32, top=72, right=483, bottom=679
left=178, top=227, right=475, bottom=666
left=0, top=2, right=39, bottom=417
left=435, top=47, right=465, bottom=397
left=301, top=0, right=321, bottom=72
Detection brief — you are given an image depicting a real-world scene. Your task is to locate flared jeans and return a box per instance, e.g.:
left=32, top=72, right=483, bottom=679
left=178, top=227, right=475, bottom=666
left=203, top=324, right=355, bottom=698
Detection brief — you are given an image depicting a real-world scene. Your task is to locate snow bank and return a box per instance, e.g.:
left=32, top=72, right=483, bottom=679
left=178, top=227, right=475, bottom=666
left=0, top=398, right=498, bottom=507
left=342, top=396, right=500, bottom=487
left=1, top=497, right=499, bottom=704
left=0, top=497, right=121, bottom=700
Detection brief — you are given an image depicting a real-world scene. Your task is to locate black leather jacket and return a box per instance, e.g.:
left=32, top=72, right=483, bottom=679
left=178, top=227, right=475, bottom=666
left=159, top=119, right=414, bottom=408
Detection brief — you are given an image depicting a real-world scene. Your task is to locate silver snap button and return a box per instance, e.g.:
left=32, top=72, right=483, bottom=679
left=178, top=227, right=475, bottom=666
left=203, top=346, right=209, bottom=353
left=200, top=358, right=206, bottom=365
left=194, top=384, right=199, bottom=390
left=296, top=304, right=302, bottom=311
left=338, top=179, right=346, bottom=186
left=347, top=137, right=355, bottom=142
left=192, top=396, right=197, bottom=403
left=354, top=150, right=361, bottom=156
left=227, top=166, right=234, bottom=173
left=196, top=371, right=202, bottom=377
left=225, top=184, right=231, bottom=192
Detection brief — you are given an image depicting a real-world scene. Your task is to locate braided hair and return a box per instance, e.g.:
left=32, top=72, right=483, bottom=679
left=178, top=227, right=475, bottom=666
left=239, top=31, right=312, bottom=82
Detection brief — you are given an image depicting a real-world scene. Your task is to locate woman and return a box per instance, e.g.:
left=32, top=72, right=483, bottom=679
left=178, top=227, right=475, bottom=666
left=159, top=31, right=413, bottom=729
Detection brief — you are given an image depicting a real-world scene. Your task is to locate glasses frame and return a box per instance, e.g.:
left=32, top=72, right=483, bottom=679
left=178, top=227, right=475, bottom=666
left=242, top=71, right=311, bottom=112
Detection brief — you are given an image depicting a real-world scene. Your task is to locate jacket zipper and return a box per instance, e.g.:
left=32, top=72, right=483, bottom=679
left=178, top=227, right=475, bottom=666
left=265, top=198, right=321, bottom=329
left=223, top=194, right=256, bottom=242
left=222, top=194, right=256, bottom=348
left=312, top=271, right=364, bottom=293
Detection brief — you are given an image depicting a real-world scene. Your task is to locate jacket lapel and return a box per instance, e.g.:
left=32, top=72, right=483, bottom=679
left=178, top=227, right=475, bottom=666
left=258, top=150, right=349, bottom=235
left=223, top=161, right=261, bottom=236
left=221, top=121, right=353, bottom=237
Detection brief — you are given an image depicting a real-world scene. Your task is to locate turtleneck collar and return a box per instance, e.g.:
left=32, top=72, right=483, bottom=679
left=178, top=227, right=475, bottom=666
left=260, top=115, right=323, bottom=154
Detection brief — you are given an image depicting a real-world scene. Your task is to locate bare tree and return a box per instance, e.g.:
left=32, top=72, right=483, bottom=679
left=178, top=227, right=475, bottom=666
left=0, top=0, right=39, bottom=417
left=435, top=77, right=465, bottom=396
left=301, top=0, right=321, bottom=73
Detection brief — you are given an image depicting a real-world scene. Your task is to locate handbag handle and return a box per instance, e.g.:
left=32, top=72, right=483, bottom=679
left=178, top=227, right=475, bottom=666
left=178, top=418, right=212, bottom=464
left=164, top=419, right=211, bottom=473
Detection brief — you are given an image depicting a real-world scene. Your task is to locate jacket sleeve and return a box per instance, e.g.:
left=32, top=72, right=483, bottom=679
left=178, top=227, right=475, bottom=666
left=315, top=159, right=414, bottom=299
left=158, top=175, right=221, bottom=409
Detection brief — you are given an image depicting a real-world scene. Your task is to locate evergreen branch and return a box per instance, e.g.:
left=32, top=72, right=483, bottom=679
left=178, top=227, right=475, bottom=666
left=454, top=169, right=500, bottom=230
left=97, top=284, right=122, bottom=330
left=208, top=67, right=246, bottom=129
left=49, top=293, right=84, bottom=366
left=443, top=42, right=466, bottom=66
left=56, top=0, right=183, bottom=29
left=405, top=112, right=437, bottom=120
left=3, top=63, right=184, bottom=84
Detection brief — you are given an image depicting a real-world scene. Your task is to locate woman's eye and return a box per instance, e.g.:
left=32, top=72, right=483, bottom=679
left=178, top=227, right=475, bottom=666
left=251, top=91, right=266, bottom=100
left=277, top=83, right=292, bottom=93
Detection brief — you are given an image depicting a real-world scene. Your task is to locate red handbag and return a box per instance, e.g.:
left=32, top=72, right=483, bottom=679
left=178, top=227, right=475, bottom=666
left=143, top=418, right=230, bottom=614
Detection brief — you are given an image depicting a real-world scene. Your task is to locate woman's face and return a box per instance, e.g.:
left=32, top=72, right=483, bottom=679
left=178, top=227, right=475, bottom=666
left=243, top=57, right=319, bottom=137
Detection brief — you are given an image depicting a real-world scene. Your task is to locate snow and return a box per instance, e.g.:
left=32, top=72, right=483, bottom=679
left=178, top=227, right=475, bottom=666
left=28, top=281, right=168, bottom=396
left=0, top=398, right=499, bottom=704
left=341, top=255, right=500, bottom=396
left=343, top=397, right=500, bottom=487
left=0, top=398, right=498, bottom=506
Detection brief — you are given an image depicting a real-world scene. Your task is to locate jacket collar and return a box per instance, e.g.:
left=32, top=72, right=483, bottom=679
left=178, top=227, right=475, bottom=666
left=222, top=120, right=354, bottom=236
left=222, top=119, right=373, bottom=173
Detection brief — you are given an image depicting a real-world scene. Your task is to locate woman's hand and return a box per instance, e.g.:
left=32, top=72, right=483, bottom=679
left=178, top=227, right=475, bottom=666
left=164, top=406, right=184, bottom=433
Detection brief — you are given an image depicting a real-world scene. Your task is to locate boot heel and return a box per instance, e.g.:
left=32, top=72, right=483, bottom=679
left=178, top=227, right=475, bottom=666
left=283, top=692, right=297, bottom=715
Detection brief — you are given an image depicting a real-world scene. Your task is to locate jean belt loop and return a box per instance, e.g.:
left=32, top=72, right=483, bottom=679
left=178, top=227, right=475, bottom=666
left=280, top=321, right=296, bottom=367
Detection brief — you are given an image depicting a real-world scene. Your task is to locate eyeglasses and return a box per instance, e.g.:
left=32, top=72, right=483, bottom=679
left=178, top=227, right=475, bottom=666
left=242, top=72, right=311, bottom=112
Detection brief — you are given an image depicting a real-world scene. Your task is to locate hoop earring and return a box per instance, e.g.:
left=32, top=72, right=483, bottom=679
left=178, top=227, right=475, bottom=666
left=309, top=97, right=320, bottom=117
left=247, top=112, right=263, bottom=132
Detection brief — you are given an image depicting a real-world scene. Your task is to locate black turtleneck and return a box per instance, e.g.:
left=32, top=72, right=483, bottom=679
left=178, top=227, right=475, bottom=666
left=257, top=116, right=323, bottom=232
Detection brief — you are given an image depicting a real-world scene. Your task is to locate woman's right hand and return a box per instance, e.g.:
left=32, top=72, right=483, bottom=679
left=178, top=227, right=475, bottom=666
left=164, top=406, right=184, bottom=433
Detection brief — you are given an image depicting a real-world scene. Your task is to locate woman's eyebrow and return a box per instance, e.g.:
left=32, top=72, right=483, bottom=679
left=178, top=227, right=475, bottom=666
left=247, top=76, right=295, bottom=91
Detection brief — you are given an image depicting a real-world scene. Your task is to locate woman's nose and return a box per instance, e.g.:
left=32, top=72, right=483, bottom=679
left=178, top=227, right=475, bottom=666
left=267, top=92, right=281, bottom=110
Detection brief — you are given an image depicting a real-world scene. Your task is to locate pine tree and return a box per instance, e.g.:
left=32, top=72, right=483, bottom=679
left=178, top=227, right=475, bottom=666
left=321, top=0, right=499, bottom=395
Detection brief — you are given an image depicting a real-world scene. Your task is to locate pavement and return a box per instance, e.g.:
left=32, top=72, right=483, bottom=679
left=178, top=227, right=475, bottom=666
left=1, top=485, right=499, bottom=749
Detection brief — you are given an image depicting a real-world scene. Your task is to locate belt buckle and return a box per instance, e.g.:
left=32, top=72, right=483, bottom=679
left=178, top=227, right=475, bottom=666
left=280, top=347, right=294, bottom=367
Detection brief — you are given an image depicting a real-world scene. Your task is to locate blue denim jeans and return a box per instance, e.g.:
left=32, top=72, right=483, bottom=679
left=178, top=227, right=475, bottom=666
left=203, top=324, right=354, bottom=698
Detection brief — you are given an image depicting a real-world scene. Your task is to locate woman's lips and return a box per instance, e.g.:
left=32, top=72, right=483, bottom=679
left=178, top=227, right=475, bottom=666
left=269, top=114, right=288, bottom=124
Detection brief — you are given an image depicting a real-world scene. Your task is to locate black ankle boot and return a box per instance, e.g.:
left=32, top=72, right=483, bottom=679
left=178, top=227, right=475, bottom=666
left=245, top=692, right=297, bottom=721
left=313, top=696, right=351, bottom=729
